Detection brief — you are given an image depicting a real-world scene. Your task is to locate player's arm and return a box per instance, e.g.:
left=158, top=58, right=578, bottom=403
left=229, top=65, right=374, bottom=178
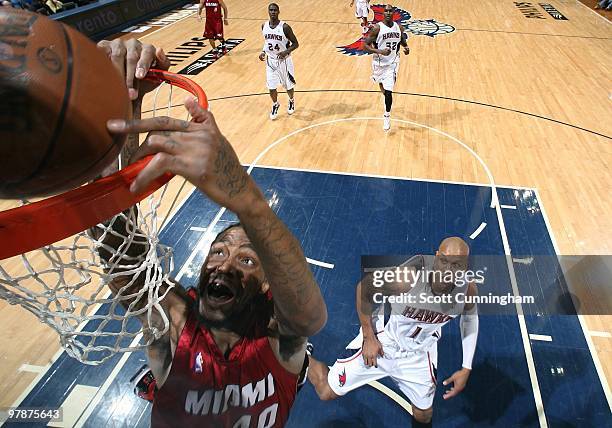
left=399, top=24, right=410, bottom=55
left=357, top=279, right=384, bottom=367
left=349, top=0, right=354, bottom=6
left=107, top=105, right=327, bottom=339
left=443, top=282, right=479, bottom=399
left=198, top=0, right=204, bottom=20
left=220, top=0, right=229, bottom=24
left=278, top=23, right=299, bottom=60
left=363, top=24, right=390, bottom=55
left=259, top=23, right=266, bottom=61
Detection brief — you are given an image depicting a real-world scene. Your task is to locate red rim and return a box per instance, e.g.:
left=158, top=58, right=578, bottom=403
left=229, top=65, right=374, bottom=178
left=0, top=70, right=207, bottom=260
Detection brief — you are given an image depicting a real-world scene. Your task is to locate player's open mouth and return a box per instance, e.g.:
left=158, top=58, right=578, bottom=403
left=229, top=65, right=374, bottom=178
left=206, top=278, right=236, bottom=304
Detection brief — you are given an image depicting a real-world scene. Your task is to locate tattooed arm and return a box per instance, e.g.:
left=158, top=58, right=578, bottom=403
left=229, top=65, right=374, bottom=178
left=238, top=189, right=326, bottom=336
left=107, top=100, right=327, bottom=337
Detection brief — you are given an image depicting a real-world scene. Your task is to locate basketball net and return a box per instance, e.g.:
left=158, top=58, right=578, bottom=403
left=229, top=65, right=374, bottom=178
left=0, top=71, right=207, bottom=365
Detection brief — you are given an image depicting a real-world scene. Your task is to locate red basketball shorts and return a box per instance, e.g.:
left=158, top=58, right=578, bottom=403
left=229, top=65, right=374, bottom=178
left=204, top=19, right=224, bottom=40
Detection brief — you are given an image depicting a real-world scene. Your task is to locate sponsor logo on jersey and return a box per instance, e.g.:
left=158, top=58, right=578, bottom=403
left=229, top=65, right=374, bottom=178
left=339, top=369, right=347, bottom=387
left=337, top=4, right=454, bottom=56
left=539, top=3, right=568, bottom=20
left=179, top=39, right=245, bottom=75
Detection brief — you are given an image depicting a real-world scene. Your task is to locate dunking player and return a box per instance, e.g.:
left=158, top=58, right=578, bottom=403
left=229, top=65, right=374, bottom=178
left=350, top=0, right=371, bottom=34
left=198, top=0, right=229, bottom=56
left=363, top=4, right=409, bottom=131
left=258, top=3, right=299, bottom=120
left=98, top=38, right=327, bottom=427
left=307, top=237, right=479, bottom=428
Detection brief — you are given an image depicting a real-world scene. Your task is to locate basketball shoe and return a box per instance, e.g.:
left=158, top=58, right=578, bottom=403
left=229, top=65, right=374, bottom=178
left=288, top=98, right=295, bottom=115
left=270, top=102, right=280, bottom=120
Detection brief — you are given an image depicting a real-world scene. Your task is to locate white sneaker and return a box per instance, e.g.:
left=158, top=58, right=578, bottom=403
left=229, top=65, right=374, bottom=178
left=383, top=113, right=391, bottom=131
left=270, top=102, right=280, bottom=120
left=287, top=99, right=295, bottom=115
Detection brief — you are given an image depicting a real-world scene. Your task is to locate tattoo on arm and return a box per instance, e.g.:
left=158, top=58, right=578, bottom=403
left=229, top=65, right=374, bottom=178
left=120, top=101, right=143, bottom=166
left=212, top=137, right=248, bottom=198
left=241, top=208, right=323, bottom=335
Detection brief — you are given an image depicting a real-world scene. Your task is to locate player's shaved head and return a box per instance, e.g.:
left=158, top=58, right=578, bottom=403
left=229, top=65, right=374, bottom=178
left=269, top=3, right=279, bottom=10
left=438, top=237, right=470, bottom=256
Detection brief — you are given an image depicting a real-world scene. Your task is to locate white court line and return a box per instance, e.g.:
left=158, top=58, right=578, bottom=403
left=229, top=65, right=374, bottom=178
left=590, top=331, right=612, bottom=338
left=190, top=226, right=208, bottom=232
left=469, top=222, right=487, bottom=239
left=368, top=381, right=413, bottom=415
left=534, top=188, right=612, bottom=411
left=529, top=334, right=553, bottom=342
left=513, top=257, right=534, bottom=265
left=17, top=364, right=48, bottom=374
left=574, top=0, right=612, bottom=24
left=49, top=384, right=99, bottom=428
left=306, top=258, right=335, bottom=269
left=74, top=334, right=143, bottom=428
left=501, top=204, right=517, bottom=210
left=255, top=164, right=539, bottom=191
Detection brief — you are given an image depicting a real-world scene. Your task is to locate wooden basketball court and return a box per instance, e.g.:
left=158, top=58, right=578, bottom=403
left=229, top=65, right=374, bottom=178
left=1, top=1, right=610, bottom=426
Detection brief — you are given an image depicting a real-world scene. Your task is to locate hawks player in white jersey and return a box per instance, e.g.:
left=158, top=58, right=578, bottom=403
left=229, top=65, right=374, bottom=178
left=364, top=4, right=410, bottom=131
left=350, top=0, right=370, bottom=34
left=258, top=3, right=299, bottom=120
left=308, top=237, right=479, bottom=428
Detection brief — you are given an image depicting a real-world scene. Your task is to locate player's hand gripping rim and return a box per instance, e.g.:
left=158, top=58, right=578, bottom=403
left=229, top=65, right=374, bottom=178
left=97, top=39, right=170, bottom=101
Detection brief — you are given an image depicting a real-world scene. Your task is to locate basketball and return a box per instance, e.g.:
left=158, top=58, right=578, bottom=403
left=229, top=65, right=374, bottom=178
left=0, top=9, right=131, bottom=199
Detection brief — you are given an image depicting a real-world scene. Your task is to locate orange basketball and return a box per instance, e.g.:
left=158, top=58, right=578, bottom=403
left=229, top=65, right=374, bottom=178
left=0, top=9, right=131, bottom=199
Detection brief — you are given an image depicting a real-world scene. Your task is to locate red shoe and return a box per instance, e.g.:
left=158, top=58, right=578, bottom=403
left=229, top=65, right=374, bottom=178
left=131, top=364, right=157, bottom=402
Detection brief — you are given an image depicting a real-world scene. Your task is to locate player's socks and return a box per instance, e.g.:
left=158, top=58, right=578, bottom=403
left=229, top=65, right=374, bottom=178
left=287, top=98, right=295, bottom=115
left=411, top=415, right=432, bottom=428
left=383, top=112, right=391, bottom=131
left=270, top=102, right=280, bottom=120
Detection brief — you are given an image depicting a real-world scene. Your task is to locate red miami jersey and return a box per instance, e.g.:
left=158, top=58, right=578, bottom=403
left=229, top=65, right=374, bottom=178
left=205, top=0, right=222, bottom=21
left=151, top=290, right=299, bottom=428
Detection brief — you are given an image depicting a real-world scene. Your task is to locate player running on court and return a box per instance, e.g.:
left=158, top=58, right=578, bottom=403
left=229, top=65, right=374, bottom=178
left=258, top=3, right=299, bottom=120
left=363, top=4, right=409, bottom=131
left=198, top=0, right=229, bottom=56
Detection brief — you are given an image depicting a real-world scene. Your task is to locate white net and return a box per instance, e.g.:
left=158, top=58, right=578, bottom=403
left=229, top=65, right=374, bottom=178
left=0, top=78, right=196, bottom=365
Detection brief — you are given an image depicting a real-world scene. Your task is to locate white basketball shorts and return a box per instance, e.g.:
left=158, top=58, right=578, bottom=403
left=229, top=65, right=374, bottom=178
left=327, top=330, right=438, bottom=410
left=371, top=62, right=398, bottom=92
left=266, top=55, right=296, bottom=90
